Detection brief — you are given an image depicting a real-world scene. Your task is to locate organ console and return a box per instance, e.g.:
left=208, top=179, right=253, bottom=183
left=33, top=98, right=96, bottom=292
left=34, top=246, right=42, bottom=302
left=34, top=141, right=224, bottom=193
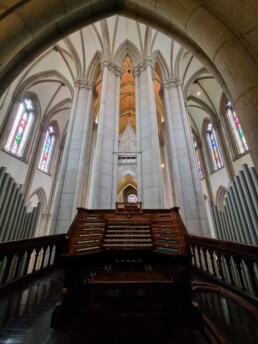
left=52, top=204, right=202, bottom=342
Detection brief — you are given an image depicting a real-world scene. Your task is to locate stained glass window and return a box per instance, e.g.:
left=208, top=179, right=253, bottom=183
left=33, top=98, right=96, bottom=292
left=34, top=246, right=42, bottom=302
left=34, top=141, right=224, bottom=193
left=193, top=139, right=204, bottom=180
left=5, top=97, right=35, bottom=157
left=226, top=101, right=248, bottom=154
left=38, top=125, right=55, bottom=173
left=206, top=123, right=224, bottom=171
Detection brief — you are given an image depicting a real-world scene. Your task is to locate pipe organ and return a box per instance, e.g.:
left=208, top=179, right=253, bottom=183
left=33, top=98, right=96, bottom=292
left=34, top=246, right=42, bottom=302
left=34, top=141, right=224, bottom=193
left=51, top=205, right=202, bottom=342
left=210, top=164, right=258, bottom=245
left=0, top=167, right=41, bottom=242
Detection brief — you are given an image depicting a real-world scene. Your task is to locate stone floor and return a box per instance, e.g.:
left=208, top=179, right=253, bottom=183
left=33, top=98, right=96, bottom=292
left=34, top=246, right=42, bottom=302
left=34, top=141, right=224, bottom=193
left=0, top=270, right=257, bottom=344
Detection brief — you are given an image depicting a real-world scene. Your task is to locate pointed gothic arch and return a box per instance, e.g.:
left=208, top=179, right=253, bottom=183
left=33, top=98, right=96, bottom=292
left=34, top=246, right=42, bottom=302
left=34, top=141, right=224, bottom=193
left=28, top=187, right=47, bottom=213
left=153, top=50, right=170, bottom=80
left=215, top=186, right=228, bottom=212
left=86, top=50, right=102, bottom=81
left=114, top=40, right=141, bottom=68
left=15, top=70, right=74, bottom=99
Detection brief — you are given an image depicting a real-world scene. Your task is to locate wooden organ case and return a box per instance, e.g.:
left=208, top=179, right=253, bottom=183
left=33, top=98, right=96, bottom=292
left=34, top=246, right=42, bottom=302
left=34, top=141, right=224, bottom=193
left=52, top=205, right=202, bottom=343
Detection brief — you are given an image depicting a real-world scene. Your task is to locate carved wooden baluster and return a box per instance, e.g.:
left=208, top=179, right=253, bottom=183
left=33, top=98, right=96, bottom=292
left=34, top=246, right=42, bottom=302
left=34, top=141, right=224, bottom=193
left=216, top=251, right=225, bottom=280
left=23, top=249, right=34, bottom=276
left=244, top=259, right=258, bottom=297
left=224, top=255, right=235, bottom=285
left=32, top=247, right=40, bottom=273
left=234, top=256, right=246, bottom=291
left=208, top=248, right=217, bottom=277
left=47, top=244, right=54, bottom=267
left=191, top=244, right=197, bottom=267
left=40, top=245, right=48, bottom=270
left=13, top=252, right=23, bottom=280
left=196, top=245, right=203, bottom=270
left=2, top=254, right=15, bottom=283
left=203, top=247, right=209, bottom=273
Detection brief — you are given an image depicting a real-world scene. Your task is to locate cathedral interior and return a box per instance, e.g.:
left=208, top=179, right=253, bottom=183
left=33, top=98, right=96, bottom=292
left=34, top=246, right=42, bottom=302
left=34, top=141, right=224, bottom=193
left=0, top=1, right=258, bottom=343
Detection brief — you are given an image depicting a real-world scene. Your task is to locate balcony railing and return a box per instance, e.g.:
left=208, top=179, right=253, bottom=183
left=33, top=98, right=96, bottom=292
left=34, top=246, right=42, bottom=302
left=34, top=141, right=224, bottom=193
left=0, top=234, right=65, bottom=289
left=189, top=235, right=258, bottom=302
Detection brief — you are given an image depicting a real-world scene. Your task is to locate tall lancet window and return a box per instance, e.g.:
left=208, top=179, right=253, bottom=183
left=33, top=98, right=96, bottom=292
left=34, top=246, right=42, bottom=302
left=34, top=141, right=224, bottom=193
left=193, top=138, right=204, bottom=180
left=5, top=97, right=35, bottom=158
left=38, top=125, right=56, bottom=173
left=206, top=122, right=224, bottom=171
left=226, top=101, right=248, bottom=154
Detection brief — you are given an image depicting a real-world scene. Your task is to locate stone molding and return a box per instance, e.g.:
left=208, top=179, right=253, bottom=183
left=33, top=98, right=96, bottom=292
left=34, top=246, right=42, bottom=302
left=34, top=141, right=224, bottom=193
left=101, top=56, right=122, bottom=77
left=212, top=119, right=221, bottom=129
left=74, top=79, right=96, bottom=89
left=59, top=143, right=64, bottom=151
left=12, top=91, right=22, bottom=103
left=40, top=122, right=48, bottom=131
left=159, top=76, right=183, bottom=97
left=133, top=56, right=154, bottom=78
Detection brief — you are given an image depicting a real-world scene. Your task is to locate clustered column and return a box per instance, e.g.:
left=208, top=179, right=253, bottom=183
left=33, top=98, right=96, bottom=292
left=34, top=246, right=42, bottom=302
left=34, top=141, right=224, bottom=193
left=134, top=57, right=164, bottom=208
left=51, top=79, right=95, bottom=233
left=161, top=77, right=210, bottom=236
left=89, top=57, right=121, bottom=209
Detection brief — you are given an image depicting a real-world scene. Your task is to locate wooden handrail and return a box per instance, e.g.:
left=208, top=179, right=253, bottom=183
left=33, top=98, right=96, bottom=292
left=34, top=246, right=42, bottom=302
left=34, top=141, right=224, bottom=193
left=0, top=234, right=65, bottom=257
left=189, top=235, right=258, bottom=301
left=189, top=235, right=258, bottom=261
left=0, top=234, right=65, bottom=289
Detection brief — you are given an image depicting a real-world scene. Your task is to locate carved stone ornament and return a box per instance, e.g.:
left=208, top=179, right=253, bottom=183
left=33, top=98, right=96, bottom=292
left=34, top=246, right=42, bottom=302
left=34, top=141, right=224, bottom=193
left=74, top=79, right=96, bottom=89
left=101, top=56, right=122, bottom=77
left=119, top=120, right=136, bottom=153
left=40, top=122, right=48, bottom=131
left=12, top=91, right=22, bottom=103
left=133, top=56, right=154, bottom=77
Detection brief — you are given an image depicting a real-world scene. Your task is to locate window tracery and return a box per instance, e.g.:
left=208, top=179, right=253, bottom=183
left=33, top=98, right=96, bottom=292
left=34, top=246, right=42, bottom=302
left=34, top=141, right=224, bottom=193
left=5, top=97, right=35, bottom=158
left=206, top=122, right=224, bottom=171
left=38, top=125, right=56, bottom=173
left=226, top=101, right=248, bottom=154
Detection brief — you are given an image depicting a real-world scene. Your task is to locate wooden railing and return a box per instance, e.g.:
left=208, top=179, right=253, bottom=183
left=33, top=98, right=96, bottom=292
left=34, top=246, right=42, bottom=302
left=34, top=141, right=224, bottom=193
left=0, top=234, right=65, bottom=289
left=189, top=235, right=258, bottom=301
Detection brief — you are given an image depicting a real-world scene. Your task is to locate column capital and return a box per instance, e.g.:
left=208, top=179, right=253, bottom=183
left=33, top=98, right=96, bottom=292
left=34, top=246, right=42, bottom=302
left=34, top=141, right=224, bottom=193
left=74, top=79, right=96, bottom=89
left=212, top=118, right=221, bottom=129
left=133, top=56, right=154, bottom=78
left=40, top=122, right=48, bottom=131
left=101, top=56, right=122, bottom=77
left=12, top=91, right=22, bottom=103
left=161, top=76, right=183, bottom=90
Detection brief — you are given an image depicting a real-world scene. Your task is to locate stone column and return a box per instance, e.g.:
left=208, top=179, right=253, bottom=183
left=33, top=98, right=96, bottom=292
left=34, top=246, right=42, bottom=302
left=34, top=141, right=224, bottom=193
left=162, top=77, right=210, bottom=236
left=160, top=83, right=183, bottom=214
left=134, top=57, right=164, bottom=208
left=72, top=81, right=96, bottom=217
left=111, top=74, right=121, bottom=205
left=134, top=72, right=143, bottom=202
left=89, top=57, right=121, bottom=209
left=51, top=79, right=96, bottom=234
left=177, top=78, right=210, bottom=235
